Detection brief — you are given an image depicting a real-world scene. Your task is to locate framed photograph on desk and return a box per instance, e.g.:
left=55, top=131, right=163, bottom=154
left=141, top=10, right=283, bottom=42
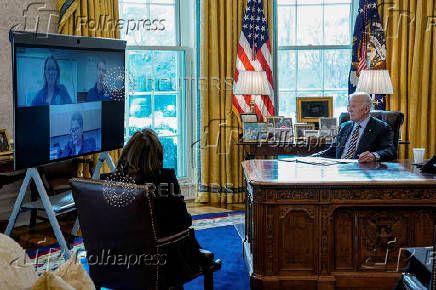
left=240, top=113, right=258, bottom=123
left=0, top=129, right=12, bottom=156
left=304, top=130, right=319, bottom=138
left=295, top=123, right=315, bottom=140
left=243, top=122, right=268, bottom=142
left=273, top=128, right=293, bottom=142
left=296, top=97, right=333, bottom=123
left=319, top=117, right=337, bottom=129
left=264, top=116, right=283, bottom=128
left=319, top=129, right=336, bottom=138
left=275, top=117, right=293, bottom=130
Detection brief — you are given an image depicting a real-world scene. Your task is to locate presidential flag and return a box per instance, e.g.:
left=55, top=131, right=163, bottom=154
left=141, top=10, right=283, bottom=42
left=349, top=0, right=387, bottom=110
left=232, top=0, right=274, bottom=121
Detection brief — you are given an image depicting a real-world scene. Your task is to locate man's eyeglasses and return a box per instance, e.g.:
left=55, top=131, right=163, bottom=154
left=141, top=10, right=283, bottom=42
left=70, top=127, right=82, bottom=134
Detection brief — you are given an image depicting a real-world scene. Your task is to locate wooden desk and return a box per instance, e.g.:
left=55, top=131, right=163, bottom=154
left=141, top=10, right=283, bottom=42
left=242, top=159, right=436, bottom=289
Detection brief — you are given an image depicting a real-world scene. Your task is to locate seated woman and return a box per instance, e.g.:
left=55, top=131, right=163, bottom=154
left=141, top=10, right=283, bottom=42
left=32, top=56, right=72, bottom=106
left=102, top=129, right=220, bottom=276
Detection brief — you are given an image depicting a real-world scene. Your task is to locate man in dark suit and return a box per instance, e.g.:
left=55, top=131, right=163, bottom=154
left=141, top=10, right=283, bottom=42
left=313, top=92, right=395, bottom=162
left=87, top=60, right=112, bottom=102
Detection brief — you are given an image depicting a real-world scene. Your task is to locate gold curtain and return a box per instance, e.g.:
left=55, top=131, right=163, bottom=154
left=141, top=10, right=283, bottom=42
left=57, top=0, right=122, bottom=177
left=196, top=0, right=274, bottom=204
left=378, top=0, right=436, bottom=159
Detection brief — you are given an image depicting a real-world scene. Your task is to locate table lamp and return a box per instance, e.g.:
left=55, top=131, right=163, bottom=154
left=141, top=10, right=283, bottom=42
left=356, top=70, right=394, bottom=108
left=233, top=71, right=270, bottom=113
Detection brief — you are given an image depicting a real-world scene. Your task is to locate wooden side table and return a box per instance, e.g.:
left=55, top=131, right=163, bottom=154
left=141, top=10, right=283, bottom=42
left=236, top=139, right=332, bottom=159
left=0, top=158, right=25, bottom=189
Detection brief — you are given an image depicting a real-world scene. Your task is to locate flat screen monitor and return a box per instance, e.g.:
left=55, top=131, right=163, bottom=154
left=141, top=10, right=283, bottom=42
left=11, top=31, right=126, bottom=170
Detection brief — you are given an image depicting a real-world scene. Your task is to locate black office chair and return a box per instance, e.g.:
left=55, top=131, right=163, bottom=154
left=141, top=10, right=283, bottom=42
left=71, top=178, right=221, bottom=290
left=339, top=111, right=404, bottom=159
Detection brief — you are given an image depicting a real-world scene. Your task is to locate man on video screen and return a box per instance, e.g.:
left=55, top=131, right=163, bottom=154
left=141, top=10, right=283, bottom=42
left=60, top=112, right=96, bottom=158
left=87, top=60, right=112, bottom=102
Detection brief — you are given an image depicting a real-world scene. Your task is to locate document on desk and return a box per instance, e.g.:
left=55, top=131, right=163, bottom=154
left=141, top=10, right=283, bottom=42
left=279, top=157, right=358, bottom=166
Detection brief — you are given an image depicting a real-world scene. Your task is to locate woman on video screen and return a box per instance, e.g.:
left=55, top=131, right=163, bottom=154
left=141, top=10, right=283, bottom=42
left=31, top=56, right=72, bottom=106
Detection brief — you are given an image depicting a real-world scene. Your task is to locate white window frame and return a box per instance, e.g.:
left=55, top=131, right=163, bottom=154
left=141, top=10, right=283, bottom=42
left=274, top=0, right=359, bottom=114
left=122, top=0, right=196, bottom=183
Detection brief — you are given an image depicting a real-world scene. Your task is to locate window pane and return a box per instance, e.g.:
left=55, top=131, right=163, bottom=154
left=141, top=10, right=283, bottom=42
left=327, top=91, right=349, bottom=117
left=126, top=50, right=153, bottom=92
left=150, top=0, right=175, bottom=3
left=298, top=0, right=323, bottom=4
left=278, top=5, right=296, bottom=46
left=121, top=0, right=174, bottom=3
left=324, top=0, right=352, bottom=3
left=278, top=0, right=296, bottom=4
left=297, top=50, right=322, bottom=90
left=324, top=5, right=351, bottom=45
left=323, top=49, right=351, bottom=90
left=154, top=93, right=178, bottom=133
left=128, top=94, right=152, bottom=133
left=126, top=50, right=185, bottom=176
left=278, top=50, right=296, bottom=90
left=278, top=92, right=296, bottom=120
left=277, top=0, right=353, bottom=120
left=159, top=136, right=178, bottom=171
left=153, top=51, right=178, bottom=91
left=297, top=5, right=322, bottom=45
left=119, top=2, right=176, bottom=46
left=149, top=4, right=177, bottom=46
left=119, top=3, right=150, bottom=45
left=296, top=91, right=323, bottom=98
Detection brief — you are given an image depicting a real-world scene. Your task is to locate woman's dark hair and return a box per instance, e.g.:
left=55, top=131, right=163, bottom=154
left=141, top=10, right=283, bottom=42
left=117, top=129, right=163, bottom=183
left=43, top=56, right=60, bottom=89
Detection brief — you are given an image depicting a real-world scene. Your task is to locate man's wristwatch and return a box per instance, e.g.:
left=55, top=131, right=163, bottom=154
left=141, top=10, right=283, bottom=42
left=372, top=152, right=380, bottom=161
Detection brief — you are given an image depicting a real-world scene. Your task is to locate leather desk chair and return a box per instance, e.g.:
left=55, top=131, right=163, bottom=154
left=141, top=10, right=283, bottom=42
left=71, top=178, right=221, bottom=290
left=339, top=111, right=404, bottom=159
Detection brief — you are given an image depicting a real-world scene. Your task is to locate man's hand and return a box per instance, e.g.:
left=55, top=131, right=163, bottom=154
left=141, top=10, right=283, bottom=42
left=358, top=151, right=376, bottom=163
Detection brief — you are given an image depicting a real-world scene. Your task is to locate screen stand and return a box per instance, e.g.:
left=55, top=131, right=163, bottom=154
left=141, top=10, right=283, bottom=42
left=70, top=151, right=116, bottom=237
left=91, top=151, right=116, bottom=180
left=4, top=168, right=71, bottom=260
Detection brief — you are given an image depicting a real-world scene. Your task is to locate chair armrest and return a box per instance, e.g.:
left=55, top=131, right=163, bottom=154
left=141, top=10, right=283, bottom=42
left=156, top=229, right=191, bottom=247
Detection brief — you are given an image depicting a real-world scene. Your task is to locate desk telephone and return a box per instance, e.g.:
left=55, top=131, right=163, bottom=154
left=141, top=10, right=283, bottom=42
left=422, top=154, right=436, bottom=173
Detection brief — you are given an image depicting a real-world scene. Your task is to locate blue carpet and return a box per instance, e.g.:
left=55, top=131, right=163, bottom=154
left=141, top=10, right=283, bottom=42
left=191, top=211, right=245, bottom=220
left=185, top=225, right=250, bottom=290
left=80, top=224, right=250, bottom=290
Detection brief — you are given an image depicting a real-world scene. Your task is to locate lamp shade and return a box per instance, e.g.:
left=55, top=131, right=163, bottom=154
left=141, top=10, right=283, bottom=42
left=356, top=70, right=394, bottom=95
left=233, top=71, right=270, bottom=95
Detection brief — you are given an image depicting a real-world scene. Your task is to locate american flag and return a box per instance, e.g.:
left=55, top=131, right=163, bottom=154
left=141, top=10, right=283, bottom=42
left=232, top=0, right=274, bottom=121
left=358, top=0, right=369, bottom=73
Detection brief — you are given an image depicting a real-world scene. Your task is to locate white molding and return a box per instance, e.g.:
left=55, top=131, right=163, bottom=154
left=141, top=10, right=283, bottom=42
left=180, top=182, right=196, bottom=200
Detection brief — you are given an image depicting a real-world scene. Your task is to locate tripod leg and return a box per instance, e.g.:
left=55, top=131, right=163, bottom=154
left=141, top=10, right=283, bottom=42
left=31, top=168, right=71, bottom=260
left=4, top=171, right=32, bottom=235
left=29, top=180, right=38, bottom=227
